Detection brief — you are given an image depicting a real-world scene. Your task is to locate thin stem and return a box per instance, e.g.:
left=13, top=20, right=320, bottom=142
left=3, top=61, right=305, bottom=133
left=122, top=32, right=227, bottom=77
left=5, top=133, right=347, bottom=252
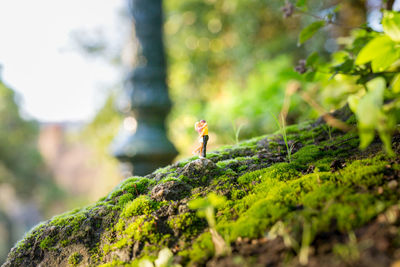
left=294, top=7, right=366, bottom=30
left=314, top=69, right=400, bottom=76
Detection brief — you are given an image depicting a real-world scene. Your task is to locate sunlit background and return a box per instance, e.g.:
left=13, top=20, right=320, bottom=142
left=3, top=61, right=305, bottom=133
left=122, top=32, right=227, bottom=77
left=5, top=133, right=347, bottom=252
left=0, top=0, right=398, bottom=263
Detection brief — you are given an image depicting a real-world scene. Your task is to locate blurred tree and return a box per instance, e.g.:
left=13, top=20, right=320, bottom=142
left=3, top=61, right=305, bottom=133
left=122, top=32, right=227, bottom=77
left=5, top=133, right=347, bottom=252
left=0, top=79, right=63, bottom=262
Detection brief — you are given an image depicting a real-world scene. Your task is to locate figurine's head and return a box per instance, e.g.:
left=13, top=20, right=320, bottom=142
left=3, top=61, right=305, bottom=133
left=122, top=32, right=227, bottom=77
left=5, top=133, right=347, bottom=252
left=200, top=120, right=206, bottom=123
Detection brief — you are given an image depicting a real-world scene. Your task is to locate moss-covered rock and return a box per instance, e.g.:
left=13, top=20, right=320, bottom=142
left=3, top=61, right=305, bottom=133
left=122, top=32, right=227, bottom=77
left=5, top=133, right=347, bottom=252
left=3, top=113, right=400, bottom=267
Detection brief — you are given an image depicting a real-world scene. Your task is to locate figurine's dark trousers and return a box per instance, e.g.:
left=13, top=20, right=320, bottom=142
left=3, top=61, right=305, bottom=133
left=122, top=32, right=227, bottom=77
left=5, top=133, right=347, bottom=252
left=202, top=135, right=209, bottom=157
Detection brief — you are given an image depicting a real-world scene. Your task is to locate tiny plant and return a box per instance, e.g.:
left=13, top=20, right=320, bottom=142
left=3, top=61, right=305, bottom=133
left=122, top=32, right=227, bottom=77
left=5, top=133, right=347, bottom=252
left=231, top=120, right=245, bottom=145
left=322, top=124, right=333, bottom=141
left=189, top=193, right=230, bottom=256
left=68, top=252, right=82, bottom=266
left=268, top=220, right=315, bottom=266
left=269, top=111, right=293, bottom=162
left=138, top=248, right=181, bottom=267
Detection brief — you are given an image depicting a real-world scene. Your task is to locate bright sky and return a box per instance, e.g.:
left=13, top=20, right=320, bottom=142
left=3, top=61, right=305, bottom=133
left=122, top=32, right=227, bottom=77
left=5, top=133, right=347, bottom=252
left=0, top=0, right=127, bottom=122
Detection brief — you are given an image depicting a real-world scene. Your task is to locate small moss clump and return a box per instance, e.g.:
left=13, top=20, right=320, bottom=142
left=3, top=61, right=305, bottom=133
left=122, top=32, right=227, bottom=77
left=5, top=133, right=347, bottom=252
left=39, top=236, right=55, bottom=250
left=121, top=195, right=156, bottom=218
left=116, top=193, right=135, bottom=209
left=68, top=252, right=82, bottom=266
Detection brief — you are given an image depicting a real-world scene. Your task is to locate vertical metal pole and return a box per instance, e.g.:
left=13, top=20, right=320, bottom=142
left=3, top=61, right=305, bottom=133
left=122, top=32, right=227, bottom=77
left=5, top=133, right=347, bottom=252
left=112, top=0, right=177, bottom=176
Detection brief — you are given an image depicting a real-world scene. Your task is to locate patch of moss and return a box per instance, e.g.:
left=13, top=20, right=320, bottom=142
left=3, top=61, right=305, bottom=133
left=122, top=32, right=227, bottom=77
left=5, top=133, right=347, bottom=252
left=116, top=193, right=135, bottom=210
left=177, top=156, right=199, bottom=168
left=39, top=236, right=56, bottom=250
left=120, top=195, right=157, bottom=218
left=215, top=152, right=396, bottom=247
left=68, top=252, right=82, bottom=266
left=160, top=176, right=180, bottom=183
left=6, top=115, right=399, bottom=267
left=180, top=232, right=215, bottom=265
left=168, top=212, right=205, bottom=237
left=216, top=159, right=238, bottom=169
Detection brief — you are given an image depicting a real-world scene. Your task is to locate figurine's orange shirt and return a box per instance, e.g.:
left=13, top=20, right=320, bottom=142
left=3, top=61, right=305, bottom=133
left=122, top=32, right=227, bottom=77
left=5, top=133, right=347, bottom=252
left=201, top=124, right=208, bottom=136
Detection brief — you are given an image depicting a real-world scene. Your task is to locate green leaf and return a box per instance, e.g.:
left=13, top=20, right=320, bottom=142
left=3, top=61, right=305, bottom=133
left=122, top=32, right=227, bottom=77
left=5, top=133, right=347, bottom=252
left=208, top=193, right=226, bottom=208
left=377, top=112, right=396, bottom=156
left=355, top=35, right=395, bottom=65
left=347, top=95, right=360, bottom=113
left=359, top=129, right=375, bottom=149
left=356, top=77, right=386, bottom=149
left=382, top=10, right=400, bottom=42
left=391, top=73, right=400, bottom=93
left=304, top=71, right=316, bottom=82
left=296, top=0, right=307, bottom=8
left=333, top=59, right=354, bottom=73
left=306, top=52, right=319, bottom=67
left=188, top=197, right=208, bottom=210
left=365, top=77, right=385, bottom=105
left=371, top=47, right=399, bottom=72
left=298, top=21, right=325, bottom=45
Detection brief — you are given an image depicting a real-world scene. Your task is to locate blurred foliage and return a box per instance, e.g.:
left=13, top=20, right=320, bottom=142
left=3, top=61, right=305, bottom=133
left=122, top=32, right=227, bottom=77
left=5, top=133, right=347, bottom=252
left=0, top=79, right=64, bottom=262
left=297, top=2, right=400, bottom=155
left=0, top=80, right=60, bottom=202
left=164, top=0, right=305, bottom=155
left=78, top=94, right=123, bottom=199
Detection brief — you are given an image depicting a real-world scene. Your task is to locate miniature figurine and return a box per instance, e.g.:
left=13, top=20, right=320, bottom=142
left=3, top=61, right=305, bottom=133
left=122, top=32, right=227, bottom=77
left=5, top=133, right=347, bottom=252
left=193, top=120, right=209, bottom=158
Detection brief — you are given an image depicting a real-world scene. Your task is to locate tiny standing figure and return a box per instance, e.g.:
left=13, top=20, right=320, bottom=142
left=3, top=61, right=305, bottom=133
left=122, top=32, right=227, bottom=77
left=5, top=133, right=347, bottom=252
left=193, top=120, right=209, bottom=158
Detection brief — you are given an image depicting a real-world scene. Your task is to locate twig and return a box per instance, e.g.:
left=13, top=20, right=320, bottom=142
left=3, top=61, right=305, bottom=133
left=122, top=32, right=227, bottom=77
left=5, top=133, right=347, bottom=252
left=294, top=7, right=366, bottom=30
left=300, top=91, right=353, bottom=132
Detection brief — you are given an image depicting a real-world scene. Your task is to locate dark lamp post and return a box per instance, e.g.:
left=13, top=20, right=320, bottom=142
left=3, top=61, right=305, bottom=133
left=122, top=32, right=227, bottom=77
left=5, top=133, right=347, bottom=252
left=111, top=0, right=177, bottom=176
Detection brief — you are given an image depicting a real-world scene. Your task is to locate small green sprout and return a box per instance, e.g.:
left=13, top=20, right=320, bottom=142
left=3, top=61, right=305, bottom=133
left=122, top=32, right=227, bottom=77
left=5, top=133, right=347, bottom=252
left=139, top=248, right=181, bottom=267
left=188, top=193, right=226, bottom=228
left=189, top=193, right=230, bottom=256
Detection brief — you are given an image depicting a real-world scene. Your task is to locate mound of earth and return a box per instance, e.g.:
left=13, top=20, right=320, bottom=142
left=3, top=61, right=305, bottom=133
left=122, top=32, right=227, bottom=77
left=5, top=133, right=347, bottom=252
left=3, top=111, right=400, bottom=267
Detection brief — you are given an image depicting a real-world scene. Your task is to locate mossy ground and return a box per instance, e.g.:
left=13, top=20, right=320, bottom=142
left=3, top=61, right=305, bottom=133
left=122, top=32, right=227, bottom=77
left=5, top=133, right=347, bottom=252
left=3, top=113, right=400, bottom=267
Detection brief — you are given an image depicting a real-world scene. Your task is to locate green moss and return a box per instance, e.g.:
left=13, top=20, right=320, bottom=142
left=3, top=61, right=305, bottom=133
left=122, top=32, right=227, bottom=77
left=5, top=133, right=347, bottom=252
left=224, top=168, right=237, bottom=176
left=154, top=166, right=171, bottom=174
left=206, top=152, right=222, bottom=160
left=160, top=176, right=180, bottom=183
left=231, top=189, right=246, bottom=200
left=50, top=211, right=86, bottom=234
left=181, top=232, right=215, bottom=264
left=60, top=239, right=70, bottom=247
left=264, top=162, right=300, bottom=181
left=177, top=156, right=199, bottom=167
left=238, top=165, right=248, bottom=172
left=168, top=213, right=205, bottom=237
left=97, top=259, right=127, bottom=267
left=116, top=193, right=135, bottom=209
left=8, top=117, right=399, bottom=267
left=213, top=152, right=395, bottom=249
left=125, top=216, right=159, bottom=243
left=121, top=195, right=157, bottom=218
left=216, top=159, right=238, bottom=169
left=291, top=145, right=321, bottom=169
left=120, top=177, right=155, bottom=196
left=39, top=236, right=55, bottom=250
left=237, top=169, right=265, bottom=185
left=68, top=252, right=82, bottom=266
